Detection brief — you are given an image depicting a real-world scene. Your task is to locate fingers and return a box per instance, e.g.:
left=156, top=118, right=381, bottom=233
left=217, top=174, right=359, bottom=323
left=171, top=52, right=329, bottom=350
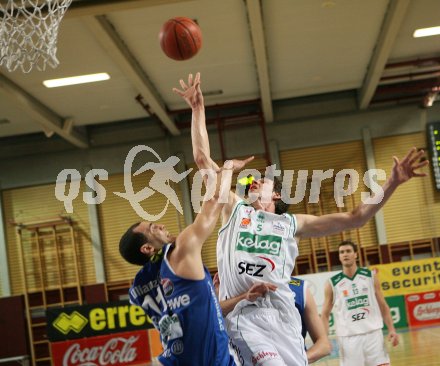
left=389, top=333, right=399, bottom=347
left=175, top=73, right=201, bottom=97
left=179, top=79, right=188, bottom=90
left=413, top=159, right=429, bottom=168
left=252, top=282, right=277, bottom=292
left=412, top=157, right=429, bottom=177
left=172, top=87, right=184, bottom=96
left=244, top=156, right=255, bottom=164
left=402, top=146, right=417, bottom=164
left=392, top=156, right=399, bottom=167
left=408, top=148, right=425, bottom=165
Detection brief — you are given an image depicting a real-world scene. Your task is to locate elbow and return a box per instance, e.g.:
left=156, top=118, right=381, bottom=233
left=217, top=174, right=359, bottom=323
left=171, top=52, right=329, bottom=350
left=348, top=210, right=366, bottom=229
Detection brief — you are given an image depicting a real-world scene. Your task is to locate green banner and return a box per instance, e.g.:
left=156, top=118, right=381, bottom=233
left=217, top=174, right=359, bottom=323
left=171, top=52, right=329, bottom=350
left=384, top=295, right=407, bottom=329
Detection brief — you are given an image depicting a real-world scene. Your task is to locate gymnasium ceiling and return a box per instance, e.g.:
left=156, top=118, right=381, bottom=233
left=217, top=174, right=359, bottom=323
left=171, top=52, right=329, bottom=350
left=0, top=0, right=439, bottom=148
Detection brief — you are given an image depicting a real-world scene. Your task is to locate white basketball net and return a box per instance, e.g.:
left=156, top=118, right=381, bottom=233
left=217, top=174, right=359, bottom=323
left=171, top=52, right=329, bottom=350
left=0, top=0, right=73, bottom=73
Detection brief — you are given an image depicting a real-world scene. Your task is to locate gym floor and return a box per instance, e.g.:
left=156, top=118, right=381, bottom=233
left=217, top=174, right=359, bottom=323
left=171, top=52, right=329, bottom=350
left=315, top=326, right=440, bottom=366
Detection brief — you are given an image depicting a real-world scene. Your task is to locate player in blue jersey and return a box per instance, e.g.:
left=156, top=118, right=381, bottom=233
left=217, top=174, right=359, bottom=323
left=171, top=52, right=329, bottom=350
left=289, top=277, right=308, bottom=339
left=288, top=277, right=331, bottom=363
left=120, top=162, right=246, bottom=366
left=119, top=146, right=252, bottom=363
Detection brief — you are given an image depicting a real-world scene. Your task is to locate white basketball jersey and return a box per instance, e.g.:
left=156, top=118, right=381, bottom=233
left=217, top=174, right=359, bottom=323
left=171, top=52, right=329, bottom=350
left=330, top=268, right=383, bottom=337
left=217, top=200, right=300, bottom=323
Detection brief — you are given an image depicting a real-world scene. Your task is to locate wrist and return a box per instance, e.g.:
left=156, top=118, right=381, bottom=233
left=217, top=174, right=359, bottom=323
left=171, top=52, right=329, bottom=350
left=384, top=176, right=400, bottom=194
left=192, top=105, right=205, bottom=113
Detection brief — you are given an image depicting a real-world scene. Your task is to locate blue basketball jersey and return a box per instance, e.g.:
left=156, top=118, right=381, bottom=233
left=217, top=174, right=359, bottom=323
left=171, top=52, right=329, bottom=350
left=289, top=277, right=307, bottom=339
left=129, top=244, right=235, bottom=366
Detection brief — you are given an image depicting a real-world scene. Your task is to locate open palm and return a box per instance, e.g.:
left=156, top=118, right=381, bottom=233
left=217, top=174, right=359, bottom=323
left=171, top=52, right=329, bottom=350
left=391, top=147, right=429, bottom=184
left=173, top=72, right=204, bottom=109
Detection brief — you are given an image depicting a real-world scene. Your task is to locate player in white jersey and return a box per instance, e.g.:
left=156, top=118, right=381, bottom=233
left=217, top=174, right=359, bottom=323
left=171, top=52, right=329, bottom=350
left=213, top=274, right=331, bottom=364
left=321, top=241, right=399, bottom=366
left=173, top=72, right=427, bottom=366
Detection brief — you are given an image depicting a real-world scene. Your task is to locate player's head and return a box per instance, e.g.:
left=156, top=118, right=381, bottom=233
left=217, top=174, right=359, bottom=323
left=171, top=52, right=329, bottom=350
left=119, top=221, right=174, bottom=265
left=338, top=241, right=358, bottom=267
left=248, top=176, right=289, bottom=214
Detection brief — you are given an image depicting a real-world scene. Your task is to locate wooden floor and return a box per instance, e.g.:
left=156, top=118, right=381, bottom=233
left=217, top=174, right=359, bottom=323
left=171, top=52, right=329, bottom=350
left=146, top=325, right=440, bottom=365
left=314, top=326, right=440, bottom=365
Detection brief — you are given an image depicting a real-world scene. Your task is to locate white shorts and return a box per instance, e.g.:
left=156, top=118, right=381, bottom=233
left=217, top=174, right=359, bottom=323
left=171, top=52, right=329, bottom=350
left=338, top=329, right=390, bottom=366
left=226, top=305, right=307, bottom=366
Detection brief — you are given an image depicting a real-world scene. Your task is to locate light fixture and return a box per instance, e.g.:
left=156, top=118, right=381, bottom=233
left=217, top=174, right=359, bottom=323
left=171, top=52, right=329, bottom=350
left=43, top=73, right=110, bottom=88
left=203, top=89, right=223, bottom=96
left=413, top=26, right=440, bottom=38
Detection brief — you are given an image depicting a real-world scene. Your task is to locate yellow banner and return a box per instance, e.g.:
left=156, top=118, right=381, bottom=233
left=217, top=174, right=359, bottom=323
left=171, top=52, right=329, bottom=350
left=370, top=257, right=440, bottom=297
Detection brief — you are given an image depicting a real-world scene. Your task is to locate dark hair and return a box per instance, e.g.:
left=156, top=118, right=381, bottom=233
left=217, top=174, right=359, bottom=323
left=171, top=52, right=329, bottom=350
left=338, top=240, right=358, bottom=252
left=119, top=222, right=149, bottom=265
left=273, top=176, right=289, bottom=215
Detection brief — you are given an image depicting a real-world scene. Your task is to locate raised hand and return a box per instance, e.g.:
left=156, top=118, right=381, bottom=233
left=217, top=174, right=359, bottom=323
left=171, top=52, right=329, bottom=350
left=215, top=156, right=254, bottom=174
left=391, top=147, right=429, bottom=185
left=172, top=72, right=204, bottom=110
left=245, top=282, right=277, bottom=302
left=230, top=156, right=255, bottom=173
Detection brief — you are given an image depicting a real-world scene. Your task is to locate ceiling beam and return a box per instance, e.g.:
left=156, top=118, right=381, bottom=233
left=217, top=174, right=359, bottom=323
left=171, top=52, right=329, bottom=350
left=358, top=0, right=411, bottom=109
left=66, top=0, right=193, bottom=19
left=0, top=73, right=88, bottom=148
left=83, top=15, right=180, bottom=136
left=245, top=0, right=273, bottom=123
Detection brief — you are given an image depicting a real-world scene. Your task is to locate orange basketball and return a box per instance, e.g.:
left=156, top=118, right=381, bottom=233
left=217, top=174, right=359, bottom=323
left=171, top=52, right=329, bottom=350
left=159, top=17, right=202, bottom=61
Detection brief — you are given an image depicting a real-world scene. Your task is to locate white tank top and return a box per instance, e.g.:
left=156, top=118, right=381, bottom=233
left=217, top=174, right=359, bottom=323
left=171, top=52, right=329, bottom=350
left=217, top=200, right=300, bottom=324
left=330, top=268, right=383, bottom=336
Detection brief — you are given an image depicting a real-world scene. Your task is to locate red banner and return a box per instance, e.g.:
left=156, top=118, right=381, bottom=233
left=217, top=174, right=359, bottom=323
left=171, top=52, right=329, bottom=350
left=406, top=290, right=440, bottom=328
left=51, top=330, right=151, bottom=366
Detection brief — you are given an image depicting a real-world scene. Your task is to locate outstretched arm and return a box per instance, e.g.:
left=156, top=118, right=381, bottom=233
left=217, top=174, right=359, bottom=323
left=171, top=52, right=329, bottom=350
left=304, top=287, right=331, bottom=363
left=296, top=148, right=428, bottom=238
left=174, top=73, right=254, bottom=224
left=173, top=72, right=217, bottom=171
left=374, top=275, right=399, bottom=347
left=170, top=157, right=252, bottom=279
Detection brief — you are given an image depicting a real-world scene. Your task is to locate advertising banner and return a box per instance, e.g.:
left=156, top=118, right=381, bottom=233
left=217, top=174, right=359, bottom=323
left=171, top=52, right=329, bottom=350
left=47, top=301, right=154, bottom=342
left=370, top=257, right=440, bottom=297
left=384, top=295, right=407, bottom=329
left=406, top=290, right=440, bottom=328
left=51, top=330, right=151, bottom=366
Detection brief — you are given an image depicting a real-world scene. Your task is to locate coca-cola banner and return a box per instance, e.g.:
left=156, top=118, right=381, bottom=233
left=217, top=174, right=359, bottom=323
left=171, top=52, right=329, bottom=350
left=406, top=290, right=440, bottom=327
left=47, top=301, right=154, bottom=342
left=51, top=330, right=151, bottom=366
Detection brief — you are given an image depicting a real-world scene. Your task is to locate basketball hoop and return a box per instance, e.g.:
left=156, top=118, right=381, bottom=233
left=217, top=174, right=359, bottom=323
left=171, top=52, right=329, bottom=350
left=0, top=0, right=73, bottom=73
